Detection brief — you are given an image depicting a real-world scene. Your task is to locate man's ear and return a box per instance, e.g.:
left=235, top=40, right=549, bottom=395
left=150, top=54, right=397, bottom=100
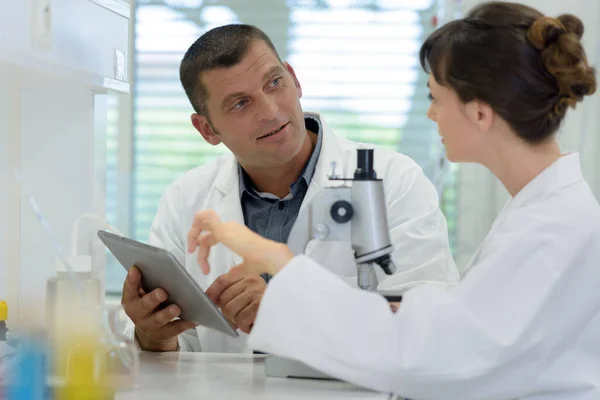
left=191, top=114, right=221, bottom=145
left=284, top=62, right=302, bottom=99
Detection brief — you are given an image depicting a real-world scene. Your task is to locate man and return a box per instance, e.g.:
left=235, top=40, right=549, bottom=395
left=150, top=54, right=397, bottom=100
left=121, top=24, right=459, bottom=353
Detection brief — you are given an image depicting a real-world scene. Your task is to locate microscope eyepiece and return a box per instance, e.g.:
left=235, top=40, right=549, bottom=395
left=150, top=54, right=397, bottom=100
left=354, top=149, right=377, bottom=180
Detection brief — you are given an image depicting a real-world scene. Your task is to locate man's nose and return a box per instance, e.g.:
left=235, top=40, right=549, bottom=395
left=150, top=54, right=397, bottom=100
left=257, top=93, right=279, bottom=122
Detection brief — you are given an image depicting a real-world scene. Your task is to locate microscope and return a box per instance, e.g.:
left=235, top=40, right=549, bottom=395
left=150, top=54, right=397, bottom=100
left=265, top=149, right=400, bottom=379
left=287, top=148, right=397, bottom=290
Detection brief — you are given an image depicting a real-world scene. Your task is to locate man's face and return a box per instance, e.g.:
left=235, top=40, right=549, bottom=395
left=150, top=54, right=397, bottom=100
left=191, top=40, right=307, bottom=168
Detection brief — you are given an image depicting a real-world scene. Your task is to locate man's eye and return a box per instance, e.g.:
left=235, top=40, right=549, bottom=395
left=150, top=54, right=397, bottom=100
left=234, top=99, right=248, bottom=109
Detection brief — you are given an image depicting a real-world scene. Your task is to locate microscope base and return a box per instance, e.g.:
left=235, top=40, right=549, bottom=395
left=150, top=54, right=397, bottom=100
left=264, top=355, right=335, bottom=380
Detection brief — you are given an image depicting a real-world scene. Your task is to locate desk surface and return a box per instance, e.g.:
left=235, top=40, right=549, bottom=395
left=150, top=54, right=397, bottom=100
left=116, top=352, right=391, bottom=400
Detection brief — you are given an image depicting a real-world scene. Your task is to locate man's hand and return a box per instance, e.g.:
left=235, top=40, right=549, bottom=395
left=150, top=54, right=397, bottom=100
left=121, top=267, right=196, bottom=351
left=206, top=270, right=267, bottom=334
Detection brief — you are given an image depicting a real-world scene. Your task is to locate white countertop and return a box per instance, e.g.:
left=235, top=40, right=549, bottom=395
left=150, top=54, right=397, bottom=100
left=116, top=352, right=392, bottom=400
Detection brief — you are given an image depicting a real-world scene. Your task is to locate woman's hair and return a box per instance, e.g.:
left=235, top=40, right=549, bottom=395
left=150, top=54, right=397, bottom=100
left=420, top=1, right=596, bottom=143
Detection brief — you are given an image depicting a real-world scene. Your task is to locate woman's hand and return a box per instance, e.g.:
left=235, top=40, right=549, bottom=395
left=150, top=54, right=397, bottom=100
left=187, top=210, right=294, bottom=277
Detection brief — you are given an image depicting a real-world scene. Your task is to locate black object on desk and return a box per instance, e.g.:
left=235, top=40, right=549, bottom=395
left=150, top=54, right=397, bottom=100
left=383, top=295, right=403, bottom=302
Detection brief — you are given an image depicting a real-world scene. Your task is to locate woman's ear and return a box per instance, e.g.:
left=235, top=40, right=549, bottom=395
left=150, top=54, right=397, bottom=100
left=472, top=100, right=494, bottom=132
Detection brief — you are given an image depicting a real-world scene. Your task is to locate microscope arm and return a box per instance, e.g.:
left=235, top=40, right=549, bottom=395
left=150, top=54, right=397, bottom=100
left=287, top=187, right=353, bottom=256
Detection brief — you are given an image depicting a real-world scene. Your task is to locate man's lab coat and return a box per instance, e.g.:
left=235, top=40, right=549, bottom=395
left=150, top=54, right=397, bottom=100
left=141, top=112, right=459, bottom=352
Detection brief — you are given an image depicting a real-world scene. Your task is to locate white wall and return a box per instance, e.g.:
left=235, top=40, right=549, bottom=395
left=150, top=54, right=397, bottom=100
left=0, top=90, right=9, bottom=305
left=0, top=87, right=22, bottom=325
left=16, top=90, right=107, bottom=327
left=455, top=0, right=600, bottom=269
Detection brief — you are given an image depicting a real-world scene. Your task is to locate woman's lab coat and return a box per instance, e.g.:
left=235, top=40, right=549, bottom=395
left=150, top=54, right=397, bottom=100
left=133, top=112, right=459, bottom=353
left=248, top=154, right=600, bottom=399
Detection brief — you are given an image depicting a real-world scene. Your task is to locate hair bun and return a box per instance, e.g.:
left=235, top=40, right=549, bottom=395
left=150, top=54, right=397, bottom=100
left=557, top=14, right=584, bottom=39
left=527, top=14, right=596, bottom=116
left=527, top=16, right=566, bottom=50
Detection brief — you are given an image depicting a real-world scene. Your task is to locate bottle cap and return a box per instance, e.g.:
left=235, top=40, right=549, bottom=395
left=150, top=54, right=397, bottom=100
left=55, top=255, right=92, bottom=273
left=0, top=301, right=7, bottom=321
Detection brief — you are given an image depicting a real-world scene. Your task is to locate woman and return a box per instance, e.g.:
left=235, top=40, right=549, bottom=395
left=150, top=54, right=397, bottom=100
left=187, top=2, right=599, bottom=399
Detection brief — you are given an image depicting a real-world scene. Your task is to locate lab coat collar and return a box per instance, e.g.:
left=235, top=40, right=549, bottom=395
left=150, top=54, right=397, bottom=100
left=507, top=153, right=583, bottom=211
left=300, top=112, right=346, bottom=212
left=214, top=156, right=239, bottom=196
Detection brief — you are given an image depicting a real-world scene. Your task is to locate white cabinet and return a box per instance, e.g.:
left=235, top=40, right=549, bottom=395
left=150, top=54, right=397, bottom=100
left=0, top=0, right=130, bottom=328
left=0, top=0, right=130, bottom=91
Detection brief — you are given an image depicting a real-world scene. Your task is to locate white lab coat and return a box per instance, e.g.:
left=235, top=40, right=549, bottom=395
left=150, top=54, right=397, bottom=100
left=134, top=112, right=459, bottom=353
left=248, top=154, right=600, bottom=399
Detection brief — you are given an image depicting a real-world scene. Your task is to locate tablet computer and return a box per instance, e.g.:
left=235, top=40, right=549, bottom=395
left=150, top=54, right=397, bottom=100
left=97, top=230, right=238, bottom=338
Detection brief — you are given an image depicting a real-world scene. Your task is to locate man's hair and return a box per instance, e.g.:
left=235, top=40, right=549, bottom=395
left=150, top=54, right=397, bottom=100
left=180, top=24, right=282, bottom=115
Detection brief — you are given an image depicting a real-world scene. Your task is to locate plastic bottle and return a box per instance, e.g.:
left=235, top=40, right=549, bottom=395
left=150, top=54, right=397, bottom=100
left=46, top=255, right=102, bottom=381
left=5, top=334, right=49, bottom=400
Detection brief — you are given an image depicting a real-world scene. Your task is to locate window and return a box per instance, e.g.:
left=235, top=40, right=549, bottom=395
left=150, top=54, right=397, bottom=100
left=105, top=0, right=458, bottom=293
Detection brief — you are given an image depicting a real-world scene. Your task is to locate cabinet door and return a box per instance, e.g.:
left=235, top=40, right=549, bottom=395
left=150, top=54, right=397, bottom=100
left=0, top=0, right=130, bottom=89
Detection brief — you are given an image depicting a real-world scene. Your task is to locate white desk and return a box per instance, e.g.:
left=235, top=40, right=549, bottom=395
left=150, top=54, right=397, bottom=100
left=116, top=352, right=392, bottom=400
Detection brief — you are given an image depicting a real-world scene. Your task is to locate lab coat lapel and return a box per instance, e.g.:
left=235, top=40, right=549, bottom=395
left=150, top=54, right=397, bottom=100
left=213, top=156, right=244, bottom=266
left=301, top=113, right=347, bottom=213
left=505, top=153, right=583, bottom=212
